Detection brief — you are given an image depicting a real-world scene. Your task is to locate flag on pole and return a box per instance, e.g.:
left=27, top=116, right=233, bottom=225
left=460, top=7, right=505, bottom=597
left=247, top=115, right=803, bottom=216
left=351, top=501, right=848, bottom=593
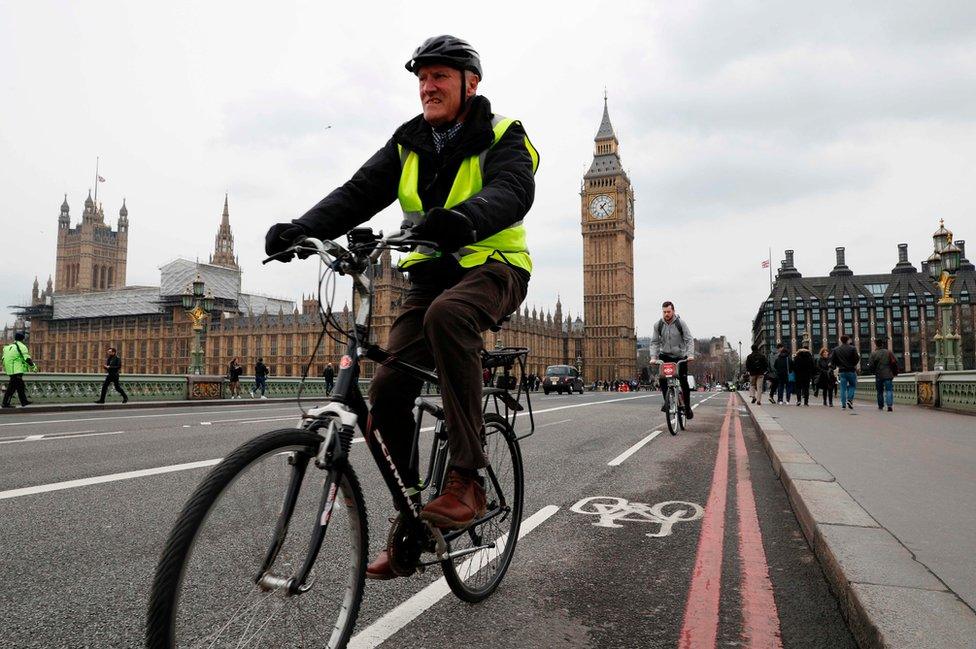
left=97, top=175, right=106, bottom=182
left=761, top=259, right=770, bottom=268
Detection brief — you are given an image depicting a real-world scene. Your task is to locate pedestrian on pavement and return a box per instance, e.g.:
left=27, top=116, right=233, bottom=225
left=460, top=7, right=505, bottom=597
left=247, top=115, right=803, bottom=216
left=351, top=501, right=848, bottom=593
left=773, top=345, right=792, bottom=404
left=793, top=343, right=815, bottom=406
left=830, top=335, right=860, bottom=409
left=767, top=343, right=784, bottom=403
left=95, top=347, right=128, bottom=404
left=251, top=358, right=269, bottom=399
left=324, top=362, right=336, bottom=396
left=745, top=344, right=768, bottom=405
left=815, top=347, right=836, bottom=406
left=2, top=332, right=35, bottom=408
left=867, top=338, right=898, bottom=412
left=228, top=358, right=243, bottom=399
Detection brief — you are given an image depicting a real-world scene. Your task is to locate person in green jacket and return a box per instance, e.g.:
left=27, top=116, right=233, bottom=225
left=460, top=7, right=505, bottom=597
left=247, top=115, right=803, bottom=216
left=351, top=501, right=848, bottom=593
left=2, top=332, right=34, bottom=408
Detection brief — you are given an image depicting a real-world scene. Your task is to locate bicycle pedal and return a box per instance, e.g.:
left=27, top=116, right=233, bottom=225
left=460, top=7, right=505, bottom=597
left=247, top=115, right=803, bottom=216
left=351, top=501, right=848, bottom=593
left=425, top=521, right=448, bottom=559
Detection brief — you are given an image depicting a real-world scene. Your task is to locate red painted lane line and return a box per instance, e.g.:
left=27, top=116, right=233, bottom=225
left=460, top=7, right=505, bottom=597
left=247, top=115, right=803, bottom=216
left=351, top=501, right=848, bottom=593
left=679, top=394, right=733, bottom=649
left=734, top=411, right=784, bottom=648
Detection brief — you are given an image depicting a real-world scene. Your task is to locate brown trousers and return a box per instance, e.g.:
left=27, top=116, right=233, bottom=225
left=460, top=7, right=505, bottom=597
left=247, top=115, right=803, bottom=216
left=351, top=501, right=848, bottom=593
left=367, top=260, right=528, bottom=481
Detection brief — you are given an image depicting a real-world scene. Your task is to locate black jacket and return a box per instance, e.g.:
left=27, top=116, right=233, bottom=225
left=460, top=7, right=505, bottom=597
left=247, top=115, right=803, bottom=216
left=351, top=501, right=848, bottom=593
left=773, top=352, right=792, bottom=379
left=255, top=362, right=269, bottom=378
left=105, top=355, right=122, bottom=377
left=793, top=349, right=816, bottom=381
left=228, top=362, right=243, bottom=381
left=830, top=343, right=860, bottom=372
left=323, top=366, right=335, bottom=382
left=745, top=351, right=768, bottom=375
left=293, top=96, right=535, bottom=266
left=816, top=357, right=836, bottom=387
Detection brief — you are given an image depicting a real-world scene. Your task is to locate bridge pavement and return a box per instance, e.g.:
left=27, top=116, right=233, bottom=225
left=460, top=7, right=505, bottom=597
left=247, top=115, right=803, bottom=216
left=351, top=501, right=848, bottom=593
left=743, top=396, right=976, bottom=648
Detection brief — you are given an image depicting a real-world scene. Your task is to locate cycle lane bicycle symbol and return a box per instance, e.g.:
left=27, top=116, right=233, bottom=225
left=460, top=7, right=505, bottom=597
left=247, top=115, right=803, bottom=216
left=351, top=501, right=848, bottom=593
left=569, top=496, right=704, bottom=538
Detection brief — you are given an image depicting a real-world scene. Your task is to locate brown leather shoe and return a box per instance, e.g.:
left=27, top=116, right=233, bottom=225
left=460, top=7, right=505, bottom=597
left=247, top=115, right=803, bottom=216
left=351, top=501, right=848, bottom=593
left=365, top=550, right=399, bottom=580
left=420, top=469, right=487, bottom=529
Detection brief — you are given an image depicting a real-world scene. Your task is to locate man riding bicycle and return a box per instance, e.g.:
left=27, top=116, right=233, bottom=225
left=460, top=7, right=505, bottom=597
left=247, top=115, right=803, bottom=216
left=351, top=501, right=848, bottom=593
left=264, top=35, right=538, bottom=580
left=648, top=301, right=695, bottom=420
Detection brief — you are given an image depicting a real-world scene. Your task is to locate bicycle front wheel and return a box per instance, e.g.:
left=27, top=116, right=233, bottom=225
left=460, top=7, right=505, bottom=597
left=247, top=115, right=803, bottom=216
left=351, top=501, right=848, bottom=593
left=666, top=386, right=679, bottom=435
left=147, top=428, right=368, bottom=649
left=442, top=413, right=524, bottom=603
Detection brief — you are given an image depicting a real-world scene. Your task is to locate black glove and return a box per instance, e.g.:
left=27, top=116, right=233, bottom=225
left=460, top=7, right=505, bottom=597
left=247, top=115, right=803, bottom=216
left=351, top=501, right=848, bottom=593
left=411, top=207, right=477, bottom=253
left=264, top=223, right=308, bottom=262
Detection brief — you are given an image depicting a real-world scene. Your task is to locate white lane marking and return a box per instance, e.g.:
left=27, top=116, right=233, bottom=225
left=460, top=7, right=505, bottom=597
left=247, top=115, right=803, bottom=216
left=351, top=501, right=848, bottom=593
left=608, top=430, right=662, bottom=466
left=45, top=430, right=126, bottom=441
left=0, top=459, right=221, bottom=501
left=0, top=430, right=126, bottom=445
left=0, top=406, right=297, bottom=428
left=348, top=505, right=560, bottom=649
left=200, top=422, right=212, bottom=426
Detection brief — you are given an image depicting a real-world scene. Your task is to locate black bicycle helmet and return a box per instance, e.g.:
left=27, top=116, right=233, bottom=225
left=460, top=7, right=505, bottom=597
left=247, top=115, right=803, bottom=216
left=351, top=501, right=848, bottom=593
left=405, top=35, right=483, bottom=79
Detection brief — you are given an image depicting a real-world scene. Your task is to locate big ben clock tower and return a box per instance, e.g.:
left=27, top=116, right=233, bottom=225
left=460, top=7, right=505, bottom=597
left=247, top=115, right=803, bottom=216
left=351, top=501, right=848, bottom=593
left=581, top=95, right=637, bottom=382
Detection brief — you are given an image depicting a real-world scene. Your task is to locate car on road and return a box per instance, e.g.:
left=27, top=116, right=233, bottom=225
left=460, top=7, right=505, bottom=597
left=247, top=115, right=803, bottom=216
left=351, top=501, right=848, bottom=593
left=543, top=365, right=584, bottom=395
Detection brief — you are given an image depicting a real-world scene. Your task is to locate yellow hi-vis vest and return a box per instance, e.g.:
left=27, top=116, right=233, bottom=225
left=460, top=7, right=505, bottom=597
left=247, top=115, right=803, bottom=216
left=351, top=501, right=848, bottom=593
left=397, top=115, right=539, bottom=273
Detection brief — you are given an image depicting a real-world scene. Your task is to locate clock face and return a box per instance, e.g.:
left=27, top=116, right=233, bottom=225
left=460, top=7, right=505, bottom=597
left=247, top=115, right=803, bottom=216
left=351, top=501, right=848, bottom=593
left=589, top=194, right=615, bottom=219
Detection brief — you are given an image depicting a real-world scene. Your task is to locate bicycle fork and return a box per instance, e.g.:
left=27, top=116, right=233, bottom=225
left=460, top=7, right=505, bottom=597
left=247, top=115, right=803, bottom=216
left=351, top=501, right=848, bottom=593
left=256, top=418, right=354, bottom=596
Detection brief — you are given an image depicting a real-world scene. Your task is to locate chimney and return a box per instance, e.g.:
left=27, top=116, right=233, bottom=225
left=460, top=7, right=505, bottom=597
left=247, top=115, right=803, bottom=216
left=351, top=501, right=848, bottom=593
left=958, top=240, right=975, bottom=271
left=829, top=246, right=853, bottom=277
left=892, top=242, right=917, bottom=274
left=778, top=249, right=801, bottom=278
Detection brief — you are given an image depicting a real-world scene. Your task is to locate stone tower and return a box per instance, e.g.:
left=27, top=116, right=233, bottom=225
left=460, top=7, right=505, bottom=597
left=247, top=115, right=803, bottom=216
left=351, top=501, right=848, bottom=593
left=55, top=191, right=128, bottom=293
left=210, top=193, right=239, bottom=269
left=581, top=96, right=637, bottom=381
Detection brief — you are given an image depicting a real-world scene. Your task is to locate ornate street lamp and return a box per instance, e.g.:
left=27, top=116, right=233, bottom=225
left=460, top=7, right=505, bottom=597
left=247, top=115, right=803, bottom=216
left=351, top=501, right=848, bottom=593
left=928, top=220, right=963, bottom=371
left=183, top=274, right=215, bottom=374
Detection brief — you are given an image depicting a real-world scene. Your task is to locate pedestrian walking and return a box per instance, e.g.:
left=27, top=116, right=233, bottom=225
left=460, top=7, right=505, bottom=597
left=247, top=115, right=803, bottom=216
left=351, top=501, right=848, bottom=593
left=2, top=332, right=35, bottom=408
left=773, top=345, right=792, bottom=404
left=767, top=343, right=784, bottom=403
left=867, top=338, right=898, bottom=412
left=95, top=347, right=128, bottom=404
left=228, top=358, right=243, bottom=399
left=815, top=347, right=836, bottom=406
left=830, top=335, right=860, bottom=409
left=324, top=362, right=336, bottom=396
left=251, top=358, right=269, bottom=399
left=793, top=344, right=815, bottom=406
left=745, top=344, right=768, bottom=405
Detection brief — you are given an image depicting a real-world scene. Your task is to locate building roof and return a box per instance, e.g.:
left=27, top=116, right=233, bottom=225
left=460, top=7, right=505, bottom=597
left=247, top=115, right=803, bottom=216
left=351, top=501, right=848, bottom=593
left=159, top=258, right=241, bottom=300
left=51, top=286, right=161, bottom=320
left=238, top=293, right=295, bottom=316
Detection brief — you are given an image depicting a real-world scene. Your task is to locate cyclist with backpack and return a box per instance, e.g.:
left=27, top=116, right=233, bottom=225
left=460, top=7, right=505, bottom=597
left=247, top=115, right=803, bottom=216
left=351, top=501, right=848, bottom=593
left=649, top=301, right=695, bottom=420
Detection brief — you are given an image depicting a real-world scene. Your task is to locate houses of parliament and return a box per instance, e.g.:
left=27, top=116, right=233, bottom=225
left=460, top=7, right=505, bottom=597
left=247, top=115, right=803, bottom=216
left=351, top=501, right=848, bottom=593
left=15, top=100, right=638, bottom=381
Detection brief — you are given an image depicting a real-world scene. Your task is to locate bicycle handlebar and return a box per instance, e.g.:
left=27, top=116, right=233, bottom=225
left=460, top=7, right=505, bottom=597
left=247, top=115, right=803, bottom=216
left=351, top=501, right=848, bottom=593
left=261, top=230, right=440, bottom=266
left=650, top=358, right=690, bottom=365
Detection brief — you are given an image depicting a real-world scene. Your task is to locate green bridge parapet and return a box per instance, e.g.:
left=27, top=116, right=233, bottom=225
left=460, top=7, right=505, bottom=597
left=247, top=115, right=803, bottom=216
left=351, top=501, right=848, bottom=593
left=0, top=373, right=440, bottom=405
left=853, top=371, right=976, bottom=414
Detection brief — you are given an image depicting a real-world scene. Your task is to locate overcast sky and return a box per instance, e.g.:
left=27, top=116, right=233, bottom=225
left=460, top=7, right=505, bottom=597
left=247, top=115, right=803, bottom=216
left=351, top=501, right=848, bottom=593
left=3, top=1, right=975, bottom=352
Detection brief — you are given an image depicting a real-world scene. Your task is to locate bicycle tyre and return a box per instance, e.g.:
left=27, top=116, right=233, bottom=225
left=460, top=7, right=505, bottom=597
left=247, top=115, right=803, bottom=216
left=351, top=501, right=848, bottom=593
left=666, top=386, right=679, bottom=436
left=678, top=397, right=686, bottom=431
left=146, top=428, right=368, bottom=649
left=442, top=413, right=524, bottom=603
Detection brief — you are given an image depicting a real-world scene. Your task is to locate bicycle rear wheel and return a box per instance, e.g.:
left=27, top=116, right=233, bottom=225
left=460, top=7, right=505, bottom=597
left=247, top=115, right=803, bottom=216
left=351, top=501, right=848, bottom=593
left=146, top=428, right=368, bottom=648
left=666, top=386, right=679, bottom=435
left=441, top=413, right=524, bottom=603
